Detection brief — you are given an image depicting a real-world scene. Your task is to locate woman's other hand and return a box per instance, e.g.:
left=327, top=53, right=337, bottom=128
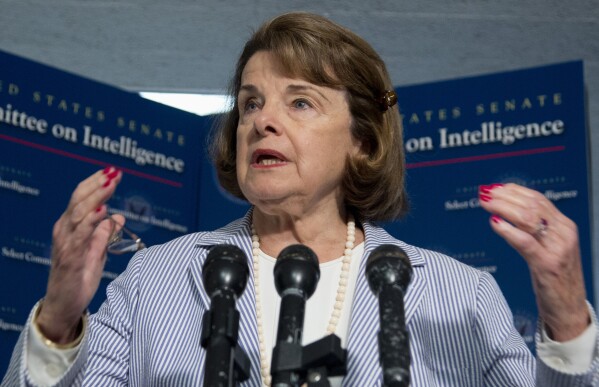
left=479, top=183, right=590, bottom=342
left=36, top=167, right=124, bottom=344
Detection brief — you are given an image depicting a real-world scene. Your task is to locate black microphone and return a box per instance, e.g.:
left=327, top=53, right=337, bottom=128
left=365, top=244, right=413, bottom=387
left=271, top=244, right=320, bottom=387
left=201, top=245, right=250, bottom=387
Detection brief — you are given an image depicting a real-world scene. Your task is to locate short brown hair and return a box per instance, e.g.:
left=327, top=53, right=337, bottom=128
left=209, top=12, right=408, bottom=221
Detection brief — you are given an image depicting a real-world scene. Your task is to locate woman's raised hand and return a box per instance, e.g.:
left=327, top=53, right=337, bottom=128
left=479, top=183, right=590, bottom=341
left=36, top=167, right=125, bottom=344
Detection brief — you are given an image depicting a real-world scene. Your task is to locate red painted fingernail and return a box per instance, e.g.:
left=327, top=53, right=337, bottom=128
left=490, top=183, right=503, bottom=189
left=480, top=185, right=491, bottom=194
left=479, top=194, right=492, bottom=202
left=102, top=178, right=112, bottom=188
left=491, top=215, right=501, bottom=223
left=106, top=169, right=119, bottom=179
left=95, top=207, right=102, bottom=213
left=102, top=166, right=112, bottom=175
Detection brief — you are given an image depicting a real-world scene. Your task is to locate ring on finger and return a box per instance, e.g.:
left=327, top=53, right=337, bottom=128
left=535, top=217, right=549, bottom=238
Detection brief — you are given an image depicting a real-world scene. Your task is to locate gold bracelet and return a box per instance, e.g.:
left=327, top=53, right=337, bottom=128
left=33, top=301, right=88, bottom=350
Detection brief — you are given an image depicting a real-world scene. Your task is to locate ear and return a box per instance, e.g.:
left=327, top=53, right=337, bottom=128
left=349, top=124, right=370, bottom=160
left=351, top=136, right=366, bottom=158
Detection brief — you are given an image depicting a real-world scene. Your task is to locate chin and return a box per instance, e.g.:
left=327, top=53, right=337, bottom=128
left=241, top=186, right=280, bottom=203
left=250, top=192, right=286, bottom=204
left=247, top=190, right=293, bottom=209
left=242, top=179, right=288, bottom=197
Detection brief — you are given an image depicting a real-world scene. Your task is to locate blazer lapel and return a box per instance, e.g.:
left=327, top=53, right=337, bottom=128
left=188, top=243, right=211, bottom=311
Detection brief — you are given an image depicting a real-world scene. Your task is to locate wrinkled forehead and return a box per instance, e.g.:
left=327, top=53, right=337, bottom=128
left=239, top=51, right=287, bottom=84
left=241, top=49, right=342, bottom=91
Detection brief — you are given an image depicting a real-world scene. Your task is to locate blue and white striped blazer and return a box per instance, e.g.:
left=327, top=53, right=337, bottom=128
left=4, top=212, right=598, bottom=386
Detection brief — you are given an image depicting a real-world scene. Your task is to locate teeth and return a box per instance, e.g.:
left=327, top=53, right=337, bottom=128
left=258, top=159, right=281, bottom=165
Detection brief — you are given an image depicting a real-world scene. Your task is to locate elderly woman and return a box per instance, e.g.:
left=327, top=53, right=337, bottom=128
left=3, top=12, right=597, bottom=387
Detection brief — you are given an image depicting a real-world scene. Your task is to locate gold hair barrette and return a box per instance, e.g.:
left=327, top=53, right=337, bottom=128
left=378, top=90, right=398, bottom=112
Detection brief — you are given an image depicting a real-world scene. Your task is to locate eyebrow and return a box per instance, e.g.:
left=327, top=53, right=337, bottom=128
left=286, top=84, right=331, bottom=103
left=238, top=83, right=331, bottom=103
left=238, top=84, right=259, bottom=96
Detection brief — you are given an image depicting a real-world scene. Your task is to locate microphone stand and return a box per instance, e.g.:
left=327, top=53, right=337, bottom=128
left=201, top=289, right=251, bottom=386
left=271, top=333, right=346, bottom=387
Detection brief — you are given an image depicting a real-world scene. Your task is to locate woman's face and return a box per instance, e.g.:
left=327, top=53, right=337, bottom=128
left=236, top=51, right=361, bottom=214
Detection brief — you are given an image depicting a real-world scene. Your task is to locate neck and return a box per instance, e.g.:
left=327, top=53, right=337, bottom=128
left=252, top=206, right=364, bottom=263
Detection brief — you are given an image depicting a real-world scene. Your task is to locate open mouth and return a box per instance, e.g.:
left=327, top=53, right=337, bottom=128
left=252, top=150, right=287, bottom=166
left=256, top=155, right=284, bottom=165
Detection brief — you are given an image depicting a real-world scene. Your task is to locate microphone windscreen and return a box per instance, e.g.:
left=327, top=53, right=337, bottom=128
left=274, top=244, right=320, bottom=299
left=203, top=244, right=249, bottom=297
left=366, top=244, right=412, bottom=295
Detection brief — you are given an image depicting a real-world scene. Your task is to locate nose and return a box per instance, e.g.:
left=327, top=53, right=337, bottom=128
left=254, top=102, right=282, bottom=137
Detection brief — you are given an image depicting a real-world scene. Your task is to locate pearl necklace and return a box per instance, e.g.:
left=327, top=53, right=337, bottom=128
left=251, top=216, right=355, bottom=386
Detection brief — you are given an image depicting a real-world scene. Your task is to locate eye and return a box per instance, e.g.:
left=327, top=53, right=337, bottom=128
left=241, top=98, right=259, bottom=113
left=293, top=99, right=311, bottom=110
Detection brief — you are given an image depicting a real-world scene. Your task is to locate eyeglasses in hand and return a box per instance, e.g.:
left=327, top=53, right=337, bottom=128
left=106, top=216, right=146, bottom=255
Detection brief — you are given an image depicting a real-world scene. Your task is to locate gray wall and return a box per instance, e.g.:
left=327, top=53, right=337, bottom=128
left=1, top=0, right=597, bottom=300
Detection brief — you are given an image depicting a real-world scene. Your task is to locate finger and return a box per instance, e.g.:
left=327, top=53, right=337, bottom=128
left=480, top=183, right=533, bottom=208
left=88, top=218, right=116, bottom=257
left=74, top=207, right=128, bottom=255
left=70, top=205, right=113, bottom=249
left=66, top=167, right=120, bottom=215
left=107, top=214, right=126, bottom=232
left=65, top=167, right=111, bottom=212
left=482, top=184, right=578, bottom=265
left=488, top=215, right=545, bottom=263
left=493, top=184, right=560, bottom=217
left=479, top=183, right=563, bottom=237
left=68, top=168, right=122, bottom=225
left=51, top=205, right=105, bottom=262
left=53, top=169, right=122, bottom=255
